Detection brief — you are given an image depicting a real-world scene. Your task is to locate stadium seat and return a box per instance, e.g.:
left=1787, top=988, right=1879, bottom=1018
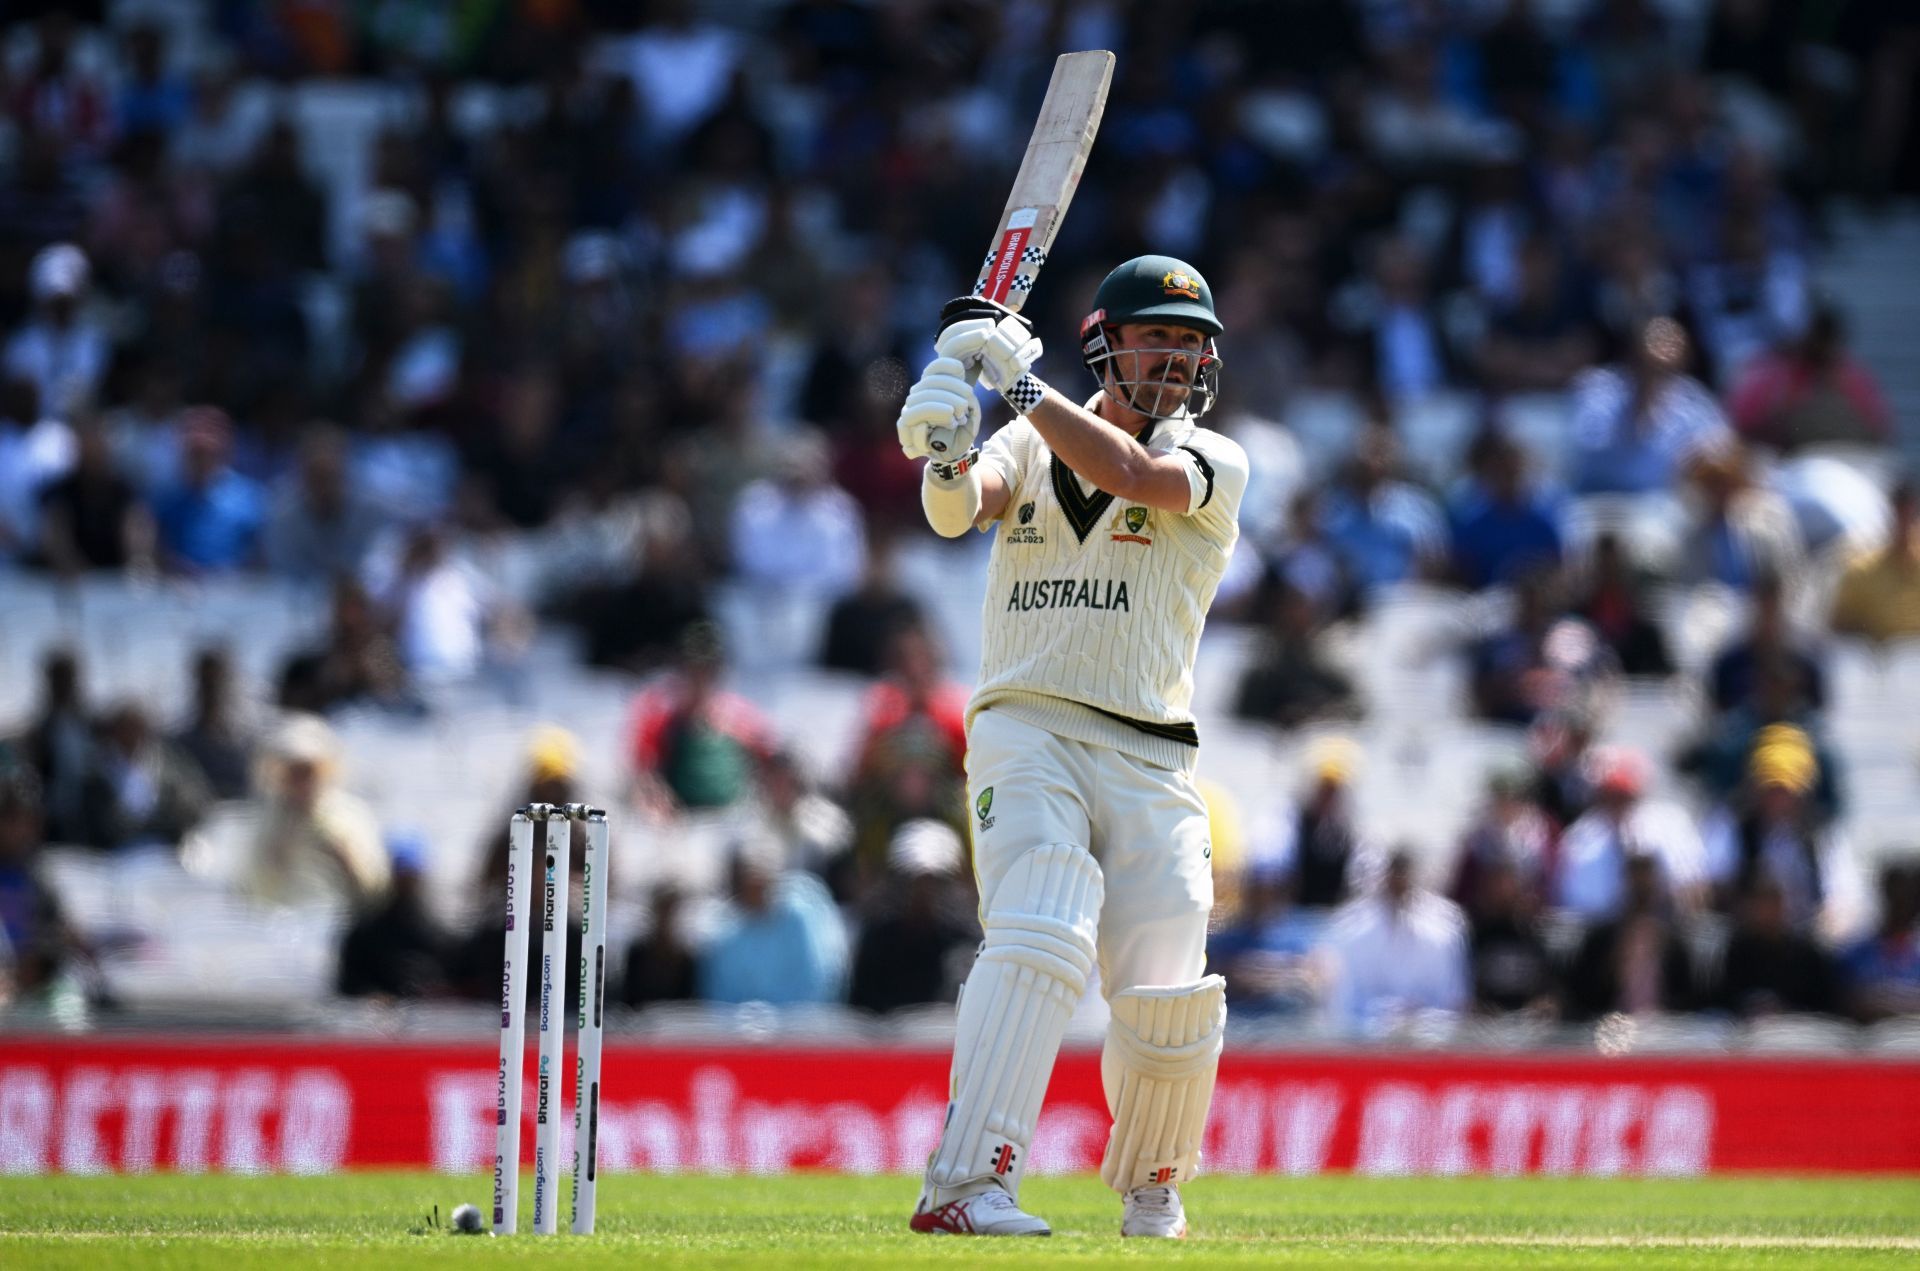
left=1602, top=1013, right=1736, bottom=1055
left=887, top=1003, right=959, bottom=1046
left=1457, top=1015, right=1558, bottom=1052
left=1495, top=393, right=1576, bottom=489
left=1864, top=1017, right=1920, bottom=1055
left=1393, top=391, right=1479, bottom=487
left=1283, top=390, right=1367, bottom=480
left=1743, top=1015, right=1860, bottom=1054
left=631, top=1002, right=748, bottom=1042
left=1220, top=1011, right=1337, bottom=1049
left=1681, top=912, right=1733, bottom=990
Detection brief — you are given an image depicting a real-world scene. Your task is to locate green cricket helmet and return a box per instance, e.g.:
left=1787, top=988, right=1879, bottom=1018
left=1079, top=254, right=1224, bottom=419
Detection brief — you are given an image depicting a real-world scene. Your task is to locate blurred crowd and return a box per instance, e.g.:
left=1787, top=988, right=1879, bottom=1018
left=1209, top=726, right=1920, bottom=1036
left=5, top=630, right=1920, bottom=1032
left=3, top=1, right=1920, bottom=1033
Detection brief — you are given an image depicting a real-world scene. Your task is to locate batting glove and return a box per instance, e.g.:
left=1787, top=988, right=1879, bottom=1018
left=898, top=355, right=980, bottom=462
left=937, top=296, right=1044, bottom=394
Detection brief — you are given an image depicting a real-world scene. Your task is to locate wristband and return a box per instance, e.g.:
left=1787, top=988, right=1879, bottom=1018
left=928, top=448, right=981, bottom=482
left=1004, top=373, right=1046, bottom=415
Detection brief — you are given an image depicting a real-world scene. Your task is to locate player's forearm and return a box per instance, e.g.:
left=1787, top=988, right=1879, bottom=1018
left=1023, top=386, right=1149, bottom=497
left=922, top=463, right=982, bottom=537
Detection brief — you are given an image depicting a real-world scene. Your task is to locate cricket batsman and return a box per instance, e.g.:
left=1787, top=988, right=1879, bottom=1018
left=894, top=256, right=1248, bottom=1237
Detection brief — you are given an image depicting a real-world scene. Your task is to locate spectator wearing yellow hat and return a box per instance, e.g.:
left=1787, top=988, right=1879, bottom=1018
left=524, top=723, right=581, bottom=792
left=451, top=725, right=587, bottom=1004
left=466, top=723, right=582, bottom=918
left=1678, top=654, right=1846, bottom=823
left=1702, top=724, right=1867, bottom=944
left=1246, top=737, right=1377, bottom=910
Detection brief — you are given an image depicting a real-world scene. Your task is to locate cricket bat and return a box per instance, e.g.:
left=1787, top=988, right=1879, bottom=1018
left=924, top=50, right=1113, bottom=462
left=971, top=49, right=1116, bottom=314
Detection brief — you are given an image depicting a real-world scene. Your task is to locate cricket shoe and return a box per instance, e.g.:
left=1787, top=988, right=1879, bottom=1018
left=1121, top=1184, right=1187, bottom=1238
left=910, top=1184, right=1052, bottom=1236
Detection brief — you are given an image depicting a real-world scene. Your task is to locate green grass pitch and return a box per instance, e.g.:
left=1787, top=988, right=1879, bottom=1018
left=2, top=1173, right=1917, bottom=1268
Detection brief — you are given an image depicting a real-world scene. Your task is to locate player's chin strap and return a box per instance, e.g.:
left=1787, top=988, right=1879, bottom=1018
left=1099, top=975, right=1227, bottom=1194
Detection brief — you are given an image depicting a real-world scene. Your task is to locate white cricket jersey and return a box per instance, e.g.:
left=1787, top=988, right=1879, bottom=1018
left=967, top=402, right=1248, bottom=773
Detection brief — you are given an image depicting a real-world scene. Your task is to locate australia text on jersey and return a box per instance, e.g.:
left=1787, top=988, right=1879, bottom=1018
left=1006, top=578, right=1130, bottom=612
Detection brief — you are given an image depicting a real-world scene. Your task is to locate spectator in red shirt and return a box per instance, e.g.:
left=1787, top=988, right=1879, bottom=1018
left=1728, top=305, right=1892, bottom=451
left=853, top=622, right=968, bottom=782
left=628, top=622, right=774, bottom=815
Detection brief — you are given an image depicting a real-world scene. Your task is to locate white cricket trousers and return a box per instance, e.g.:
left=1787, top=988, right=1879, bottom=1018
left=965, top=708, right=1214, bottom=992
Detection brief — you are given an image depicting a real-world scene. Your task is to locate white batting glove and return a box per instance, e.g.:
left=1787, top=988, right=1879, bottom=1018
left=937, top=314, right=1043, bottom=393
left=933, top=317, right=993, bottom=366
left=897, top=356, right=980, bottom=462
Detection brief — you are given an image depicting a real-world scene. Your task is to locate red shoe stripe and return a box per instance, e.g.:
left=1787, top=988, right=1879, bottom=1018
left=910, top=1200, right=975, bottom=1235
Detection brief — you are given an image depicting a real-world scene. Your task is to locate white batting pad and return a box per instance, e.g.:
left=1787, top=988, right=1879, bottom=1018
left=1098, top=975, right=1227, bottom=1193
left=924, top=843, right=1103, bottom=1195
